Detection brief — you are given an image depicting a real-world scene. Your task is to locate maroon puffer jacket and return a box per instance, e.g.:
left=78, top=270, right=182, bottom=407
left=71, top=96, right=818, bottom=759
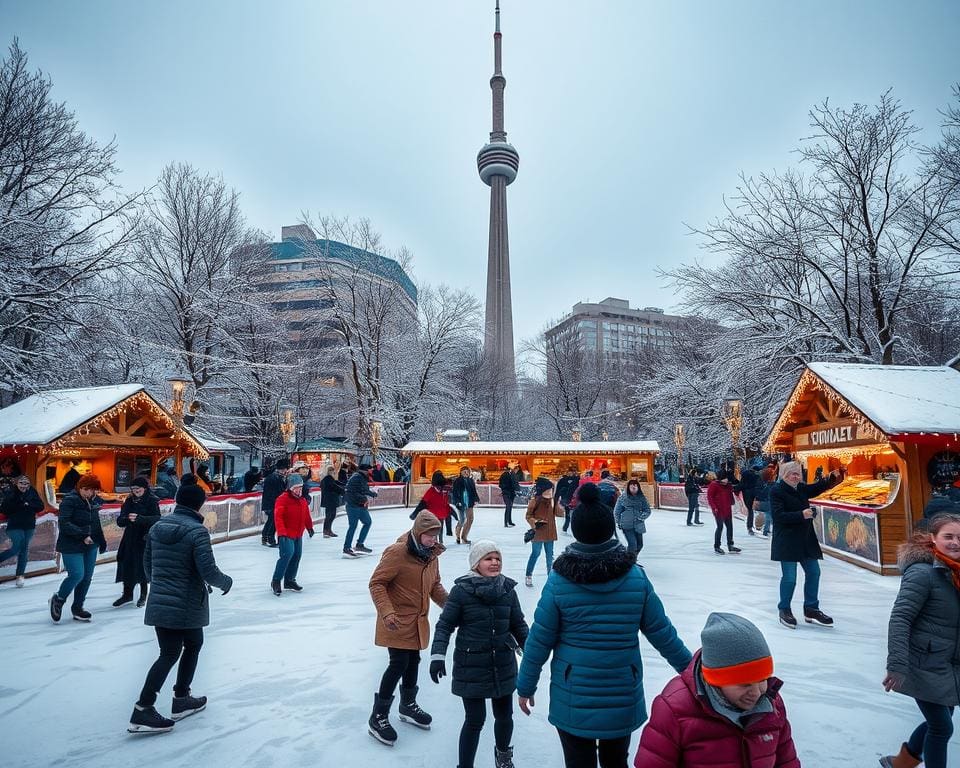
left=634, top=653, right=800, bottom=768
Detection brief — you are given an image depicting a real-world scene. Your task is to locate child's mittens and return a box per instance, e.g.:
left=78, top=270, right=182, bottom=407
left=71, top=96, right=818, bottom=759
left=429, top=659, right=446, bottom=683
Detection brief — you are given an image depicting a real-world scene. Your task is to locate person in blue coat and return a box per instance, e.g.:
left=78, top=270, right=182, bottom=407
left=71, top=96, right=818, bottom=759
left=516, top=482, right=693, bottom=768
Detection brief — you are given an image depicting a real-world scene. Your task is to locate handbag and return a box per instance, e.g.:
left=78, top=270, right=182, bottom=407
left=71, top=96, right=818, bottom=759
left=523, top=528, right=536, bottom=544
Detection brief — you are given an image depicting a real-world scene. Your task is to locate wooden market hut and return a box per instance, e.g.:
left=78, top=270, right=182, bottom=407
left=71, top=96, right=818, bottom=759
left=765, top=362, right=960, bottom=574
left=400, top=439, right=661, bottom=507
left=0, top=384, right=209, bottom=506
left=293, top=438, right=357, bottom=478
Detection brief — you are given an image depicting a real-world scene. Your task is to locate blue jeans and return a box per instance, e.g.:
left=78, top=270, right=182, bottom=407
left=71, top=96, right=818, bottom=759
left=344, top=505, right=371, bottom=550
left=526, top=540, right=554, bottom=576
left=58, top=545, right=99, bottom=609
left=778, top=559, right=820, bottom=611
left=622, top=529, right=643, bottom=556
left=760, top=505, right=772, bottom=535
left=0, top=527, right=34, bottom=576
left=906, top=700, right=955, bottom=768
left=272, top=536, right=303, bottom=583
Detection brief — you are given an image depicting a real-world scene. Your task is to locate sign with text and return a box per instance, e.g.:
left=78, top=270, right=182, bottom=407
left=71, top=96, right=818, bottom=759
left=794, top=421, right=875, bottom=450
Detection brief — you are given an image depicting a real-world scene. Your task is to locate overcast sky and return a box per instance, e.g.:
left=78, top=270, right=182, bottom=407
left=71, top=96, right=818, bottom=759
left=3, top=0, right=959, bottom=344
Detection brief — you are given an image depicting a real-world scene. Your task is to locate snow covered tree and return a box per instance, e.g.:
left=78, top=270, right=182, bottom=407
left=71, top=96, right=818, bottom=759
left=0, top=40, right=140, bottom=403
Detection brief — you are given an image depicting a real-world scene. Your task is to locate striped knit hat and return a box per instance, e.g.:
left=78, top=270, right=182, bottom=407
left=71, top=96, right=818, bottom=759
left=700, top=613, right=773, bottom=686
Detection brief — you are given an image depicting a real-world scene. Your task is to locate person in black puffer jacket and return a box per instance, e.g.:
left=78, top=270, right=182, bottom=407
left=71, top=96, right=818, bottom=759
left=127, top=475, right=232, bottom=734
left=113, top=477, right=162, bottom=608
left=430, top=540, right=529, bottom=768
left=50, top=474, right=107, bottom=623
left=0, top=475, right=44, bottom=586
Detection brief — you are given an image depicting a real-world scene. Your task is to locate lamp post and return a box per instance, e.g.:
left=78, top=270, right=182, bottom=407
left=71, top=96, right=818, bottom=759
left=674, top=423, right=686, bottom=477
left=722, top=398, right=743, bottom=479
left=572, top=424, right=583, bottom=442
left=167, top=375, right=190, bottom=422
left=279, top=403, right=296, bottom=452
left=468, top=426, right=479, bottom=441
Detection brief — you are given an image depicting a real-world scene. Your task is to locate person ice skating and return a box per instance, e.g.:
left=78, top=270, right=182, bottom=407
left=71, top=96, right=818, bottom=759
left=754, top=466, right=776, bottom=537
left=614, top=480, right=651, bottom=559
left=634, top=612, right=800, bottom=768
left=319, top=465, right=344, bottom=537
left=556, top=466, right=579, bottom=534
left=524, top=477, right=561, bottom=588
left=516, top=482, right=693, bottom=768
left=49, top=474, right=106, bottom=623
left=367, top=510, right=448, bottom=746
left=738, top=464, right=760, bottom=536
left=113, top=477, right=161, bottom=608
left=260, top=458, right=290, bottom=547
left=499, top=463, right=521, bottom=527
left=879, top=513, right=960, bottom=768
left=707, top=470, right=740, bottom=555
left=127, top=476, right=233, bottom=734
left=0, top=475, right=43, bottom=587
left=684, top=469, right=703, bottom=526
left=430, top=540, right=529, bottom=768
left=343, top=463, right=378, bottom=557
left=411, top=470, right=454, bottom=543
left=769, top=461, right=840, bottom=629
left=270, top=473, right=315, bottom=595
left=452, top=466, right=480, bottom=545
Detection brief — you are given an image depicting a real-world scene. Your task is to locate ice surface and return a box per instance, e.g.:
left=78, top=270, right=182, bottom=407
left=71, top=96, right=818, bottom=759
left=809, top=362, right=960, bottom=435
left=3, top=506, right=952, bottom=767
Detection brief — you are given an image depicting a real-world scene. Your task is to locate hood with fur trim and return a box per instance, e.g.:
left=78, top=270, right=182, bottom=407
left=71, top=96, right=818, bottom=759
left=898, top=540, right=936, bottom=572
left=552, top=541, right=637, bottom=585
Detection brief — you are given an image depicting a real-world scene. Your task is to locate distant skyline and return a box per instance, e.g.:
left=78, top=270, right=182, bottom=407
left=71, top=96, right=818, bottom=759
left=2, top=0, right=958, bottom=345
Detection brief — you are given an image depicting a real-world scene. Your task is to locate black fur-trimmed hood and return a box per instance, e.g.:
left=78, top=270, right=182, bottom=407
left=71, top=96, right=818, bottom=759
left=552, top=542, right=637, bottom=586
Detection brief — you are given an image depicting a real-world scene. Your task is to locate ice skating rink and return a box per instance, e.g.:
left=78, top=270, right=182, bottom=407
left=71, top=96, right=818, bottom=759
left=2, top=506, right=950, bottom=767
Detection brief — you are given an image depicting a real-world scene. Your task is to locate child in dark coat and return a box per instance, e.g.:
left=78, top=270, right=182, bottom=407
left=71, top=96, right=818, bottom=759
left=430, top=540, right=529, bottom=768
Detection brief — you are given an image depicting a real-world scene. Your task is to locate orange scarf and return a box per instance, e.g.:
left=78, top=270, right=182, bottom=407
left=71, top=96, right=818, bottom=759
left=931, top=545, right=960, bottom=592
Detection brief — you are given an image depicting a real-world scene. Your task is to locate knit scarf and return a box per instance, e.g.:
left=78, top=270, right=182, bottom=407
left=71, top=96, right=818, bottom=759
left=931, top=544, right=960, bottom=592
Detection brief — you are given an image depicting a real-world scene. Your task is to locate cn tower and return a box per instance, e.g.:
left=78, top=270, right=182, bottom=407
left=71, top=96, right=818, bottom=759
left=478, top=0, right=519, bottom=385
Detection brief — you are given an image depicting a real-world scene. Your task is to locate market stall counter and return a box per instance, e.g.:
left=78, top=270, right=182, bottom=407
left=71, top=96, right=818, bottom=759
left=765, top=362, right=960, bottom=574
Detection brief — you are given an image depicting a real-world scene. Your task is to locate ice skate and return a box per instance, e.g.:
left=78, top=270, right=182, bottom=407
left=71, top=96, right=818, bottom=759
left=127, top=704, right=174, bottom=734
left=368, top=693, right=397, bottom=746
left=398, top=686, right=432, bottom=729
left=778, top=609, right=797, bottom=629
left=171, top=692, right=207, bottom=721
left=803, top=608, right=834, bottom=627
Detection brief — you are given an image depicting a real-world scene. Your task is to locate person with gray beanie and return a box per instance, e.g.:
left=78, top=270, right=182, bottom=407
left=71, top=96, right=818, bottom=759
left=128, top=474, right=232, bottom=734
left=430, top=540, right=529, bottom=768
left=517, top=482, right=692, bottom=768
left=635, top=613, right=799, bottom=767
left=770, top=460, right=840, bottom=629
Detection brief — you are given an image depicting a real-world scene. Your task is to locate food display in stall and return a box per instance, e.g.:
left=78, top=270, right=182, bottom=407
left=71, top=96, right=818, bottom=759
left=813, top=475, right=899, bottom=507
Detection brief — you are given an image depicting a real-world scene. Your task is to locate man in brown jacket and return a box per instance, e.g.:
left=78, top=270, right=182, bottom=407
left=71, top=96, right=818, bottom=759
left=367, top=510, right=448, bottom=746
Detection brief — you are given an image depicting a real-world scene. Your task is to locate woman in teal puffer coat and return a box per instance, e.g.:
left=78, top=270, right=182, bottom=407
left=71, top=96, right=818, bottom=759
left=516, top=483, right=692, bottom=768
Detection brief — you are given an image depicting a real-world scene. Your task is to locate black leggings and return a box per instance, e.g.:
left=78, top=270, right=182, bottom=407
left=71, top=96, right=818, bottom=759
left=138, top=627, right=204, bottom=706
left=378, top=648, right=420, bottom=698
left=557, top=728, right=631, bottom=768
left=504, top=496, right=515, bottom=525
left=686, top=493, right=700, bottom=524
left=714, top=516, right=734, bottom=549
left=322, top=505, right=337, bottom=533
left=459, top=695, right=513, bottom=768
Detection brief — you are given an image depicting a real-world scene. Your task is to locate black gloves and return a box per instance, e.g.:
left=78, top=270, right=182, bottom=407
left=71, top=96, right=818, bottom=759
left=220, top=576, right=233, bottom=596
left=429, top=660, right=446, bottom=683
left=308, top=529, right=315, bottom=538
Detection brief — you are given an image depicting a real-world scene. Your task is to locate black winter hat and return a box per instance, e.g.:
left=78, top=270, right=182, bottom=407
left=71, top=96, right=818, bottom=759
left=533, top=477, right=554, bottom=496
left=571, top=482, right=616, bottom=544
left=275, top=458, right=291, bottom=470
left=129, top=476, right=150, bottom=490
left=176, top=480, right=207, bottom=511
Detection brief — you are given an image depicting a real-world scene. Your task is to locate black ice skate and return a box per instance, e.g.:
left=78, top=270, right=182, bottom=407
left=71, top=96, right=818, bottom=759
left=398, top=685, right=432, bottom=729
left=713, top=547, right=725, bottom=555
left=271, top=580, right=282, bottom=596
left=71, top=606, right=92, bottom=622
left=284, top=580, right=303, bottom=592
left=368, top=693, right=397, bottom=746
left=171, top=692, right=207, bottom=720
left=49, top=593, right=65, bottom=623
left=127, top=704, right=175, bottom=734
left=727, top=546, right=742, bottom=554
left=342, top=548, right=360, bottom=559
left=778, top=609, right=798, bottom=629
left=495, top=745, right=515, bottom=768
left=354, top=544, right=373, bottom=555
left=803, top=608, right=834, bottom=627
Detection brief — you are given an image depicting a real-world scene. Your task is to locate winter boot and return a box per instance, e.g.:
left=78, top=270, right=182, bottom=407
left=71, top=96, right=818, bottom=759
left=398, top=686, right=432, bottom=729
left=137, top=587, right=148, bottom=608
left=803, top=607, right=834, bottom=627
left=778, top=609, right=798, bottom=629
left=113, top=590, right=134, bottom=608
left=494, top=746, right=515, bottom=768
left=271, top=580, right=282, bottom=596
left=49, top=593, right=65, bottom=622
left=71, top=606, right=92, bottom=622
left=171, top=691, right=207, bottom=720
left=128, top=704, right=175, bottom=733
left=368, top=693, right=397, bottom=746
left=284, top=580, right=303, bottom=592
left=878, top=743, right=921, bottom=768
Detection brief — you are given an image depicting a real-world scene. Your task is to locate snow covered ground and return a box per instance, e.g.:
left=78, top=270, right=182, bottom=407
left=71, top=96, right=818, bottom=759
left=3, top=506, right=953, bottom=767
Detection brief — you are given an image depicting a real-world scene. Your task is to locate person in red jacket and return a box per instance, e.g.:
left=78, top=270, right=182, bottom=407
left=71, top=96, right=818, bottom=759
left=270, top=474, right=315, bottom=596
left=411, top=471, right=455, bottom=543
left=707, top=470, right=741, bottom=555
left=635, top=612, right=800, bottom=768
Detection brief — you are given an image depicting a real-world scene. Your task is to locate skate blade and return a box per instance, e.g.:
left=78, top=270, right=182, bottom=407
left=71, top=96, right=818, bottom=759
left=367, top=728, right=396, bottom=746
left=398, top=714, right=431, bottom=730
left=127, top=724, right=174, bottom=734
left=170, top=704, right=205, bottom=721
left=779, top=619, right=797, bottom=630
left=804, top=618, right=834, bottom=627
